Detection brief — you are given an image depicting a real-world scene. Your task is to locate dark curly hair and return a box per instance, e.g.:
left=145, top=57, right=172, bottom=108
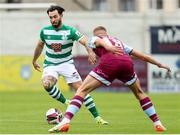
left=47, top=5, right=65, bottom=15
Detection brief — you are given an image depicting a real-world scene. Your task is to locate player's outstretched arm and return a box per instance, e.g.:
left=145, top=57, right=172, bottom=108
left=79, top=36, right=97, bottom=65
left=32, top=40, right=44, bottom=72
left=93, top=38, right=123, bottom=55
left=131, top=49, right=171, bottom=72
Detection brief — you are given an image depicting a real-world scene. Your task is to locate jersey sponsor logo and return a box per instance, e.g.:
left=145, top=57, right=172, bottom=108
left=59, top=30, right=70, bottom=35
left=51, top=43, right=62, bottom=52
left=44, top=30, right=70, bottom=36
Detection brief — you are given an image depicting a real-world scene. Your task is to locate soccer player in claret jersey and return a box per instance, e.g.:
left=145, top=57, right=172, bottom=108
left=48, top=26, right=171, bottom=133
left=32, top=6, right=120, bottom=125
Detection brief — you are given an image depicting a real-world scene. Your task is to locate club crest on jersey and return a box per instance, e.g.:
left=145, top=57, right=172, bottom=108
left=59, top=30, right=70, bottom=40
left=62, top=35, right=68, bottom=40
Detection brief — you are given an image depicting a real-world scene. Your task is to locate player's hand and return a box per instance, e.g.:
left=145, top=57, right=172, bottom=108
left=88, top=51, right=97, bottom=65
left=32, top=61, right=41, bottom=72
left=158, top=64, right=171, bottom=73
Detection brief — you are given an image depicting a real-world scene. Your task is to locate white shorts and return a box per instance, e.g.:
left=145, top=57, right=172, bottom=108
left=42, top=63, right=82, bottom=84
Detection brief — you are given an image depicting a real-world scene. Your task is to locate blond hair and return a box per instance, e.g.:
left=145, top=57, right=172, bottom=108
left=93, top=26, right=107, bottom=33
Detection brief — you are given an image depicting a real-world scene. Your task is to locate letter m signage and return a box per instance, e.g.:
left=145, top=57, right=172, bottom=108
left=150, top=26, right=180, bottom=54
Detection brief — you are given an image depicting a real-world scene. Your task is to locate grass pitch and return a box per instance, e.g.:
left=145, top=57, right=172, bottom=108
left=0, top=90, right=179, bottom=134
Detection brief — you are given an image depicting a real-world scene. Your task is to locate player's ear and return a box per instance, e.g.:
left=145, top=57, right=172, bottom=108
left=59, top=13, right=63, bottom=18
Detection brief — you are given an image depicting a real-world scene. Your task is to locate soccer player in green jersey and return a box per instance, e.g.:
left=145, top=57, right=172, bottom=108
left=32, top=5, right=120, bottom=125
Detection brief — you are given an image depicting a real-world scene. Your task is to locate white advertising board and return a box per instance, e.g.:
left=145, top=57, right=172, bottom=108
left=149, top=55, right=180, bottom=92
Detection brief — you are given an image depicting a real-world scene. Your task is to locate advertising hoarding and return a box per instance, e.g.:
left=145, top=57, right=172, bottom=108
left=0, top=56, right=69, bottom=91
left=150, top=26, right=180, bottom=54
left=149, top=55, right=180, bottom=92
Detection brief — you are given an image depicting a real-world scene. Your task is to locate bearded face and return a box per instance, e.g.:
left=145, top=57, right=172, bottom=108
left=48, top=10, right=62, bottom=28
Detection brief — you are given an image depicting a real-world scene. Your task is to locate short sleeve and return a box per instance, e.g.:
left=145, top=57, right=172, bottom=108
left=40, top=29, right=45, bottom=42
left=71, top=27, right=84, bottom=41
left=87, top=36, right=99, bottom=49
left=123, top=43, right=133, bottom=55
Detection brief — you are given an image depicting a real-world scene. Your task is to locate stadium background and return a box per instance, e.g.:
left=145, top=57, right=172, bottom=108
left=0, top=0, right=180, bottom=134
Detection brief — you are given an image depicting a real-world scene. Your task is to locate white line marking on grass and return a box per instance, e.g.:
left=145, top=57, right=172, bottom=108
left=0, top=133, right=180, bottom=135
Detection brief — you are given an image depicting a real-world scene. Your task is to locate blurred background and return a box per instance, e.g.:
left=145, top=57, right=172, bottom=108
left=0, top=0, right=180, bottom=92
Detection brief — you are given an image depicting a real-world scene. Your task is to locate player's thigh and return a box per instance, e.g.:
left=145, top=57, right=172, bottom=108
left=42, top=66, right=58, bottom=89
left=76, top=75, right=102, bottom=98
left=60, top=63, right=82, bottom=84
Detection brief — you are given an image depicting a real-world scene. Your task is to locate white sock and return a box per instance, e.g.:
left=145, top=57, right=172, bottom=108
left=95, top=116, right=101, bottom=120
left=62, top=117, right=70, bottom=124
left=153, top=120, right=162, bottom=126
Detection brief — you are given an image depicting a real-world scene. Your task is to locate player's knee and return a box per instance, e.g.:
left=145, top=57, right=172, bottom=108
left=42, top=76, right=57, bottom=91
left=76, top=88, right=88, bottom=98
left=43, top=80, right=53, bottom=91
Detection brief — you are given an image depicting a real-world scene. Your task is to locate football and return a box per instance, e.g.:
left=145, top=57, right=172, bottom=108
left=46, top=108, right=63, bottom=124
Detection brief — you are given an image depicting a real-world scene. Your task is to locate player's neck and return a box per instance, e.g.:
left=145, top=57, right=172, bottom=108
left=53, top=23, right=63, bottom=30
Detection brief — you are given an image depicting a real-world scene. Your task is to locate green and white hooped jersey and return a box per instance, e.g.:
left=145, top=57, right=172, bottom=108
left=40, top=24, right=84, bottom=68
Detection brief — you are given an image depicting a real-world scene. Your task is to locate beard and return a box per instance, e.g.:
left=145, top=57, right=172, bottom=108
left=52, top=20, right=61, bottom=28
